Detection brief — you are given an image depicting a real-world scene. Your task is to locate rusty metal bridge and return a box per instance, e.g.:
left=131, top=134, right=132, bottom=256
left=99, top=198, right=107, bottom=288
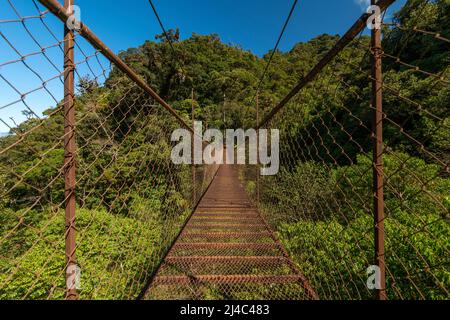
left=145, top=165, right=317, bottom=300
left=0, top=0, right=448, bottom=300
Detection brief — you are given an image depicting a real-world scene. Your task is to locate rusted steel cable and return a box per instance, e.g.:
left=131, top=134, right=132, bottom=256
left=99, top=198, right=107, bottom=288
left=251, top=0, right=299, bottom=104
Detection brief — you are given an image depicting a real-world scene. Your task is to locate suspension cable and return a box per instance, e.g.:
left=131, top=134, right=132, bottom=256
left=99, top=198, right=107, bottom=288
left=251, top=0, right=299, bottom=108
left=147, top=0, right=177, bottom=56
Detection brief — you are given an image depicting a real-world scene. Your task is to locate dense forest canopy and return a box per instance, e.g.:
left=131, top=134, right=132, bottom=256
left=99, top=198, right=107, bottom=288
left=0, top=0, right=448, bottom=299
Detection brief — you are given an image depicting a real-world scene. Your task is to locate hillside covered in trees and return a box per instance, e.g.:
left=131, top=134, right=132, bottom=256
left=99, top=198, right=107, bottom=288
left=0, top=0, right=448, bottom=299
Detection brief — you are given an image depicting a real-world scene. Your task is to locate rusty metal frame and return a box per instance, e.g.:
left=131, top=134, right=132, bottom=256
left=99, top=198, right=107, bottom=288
left=39, top=0, right=393, bottom=301
left=256, top=199, right=319, bottom=299
left=63, top=0, right=77, bottom=301
left=146, top=165, right=319, bottom=300
left=165, top=256, right=288, bottom=264
left=153, top=275, right=308, bottom=285
left=371, top=0, right=386, bottom=300
left=192, top=88, right=196, bottom=205
left=171, top=242, right=279, bottom=250
left=138, top=164, right=221, bottom=299
left=256, top=91, right=261, bottom=206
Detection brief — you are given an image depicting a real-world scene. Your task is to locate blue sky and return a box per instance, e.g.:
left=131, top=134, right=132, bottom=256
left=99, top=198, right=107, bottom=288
left=0, top=0, right=406, bottom=132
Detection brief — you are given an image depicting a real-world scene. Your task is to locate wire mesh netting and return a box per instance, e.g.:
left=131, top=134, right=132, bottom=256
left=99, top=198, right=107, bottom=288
left=0, top=0, right=218, bottom=299
left=0, top=0, right=449, bottom=301
left=145, top=164, right=317, bottom=300
left=240, top=5, right=449, bottom=300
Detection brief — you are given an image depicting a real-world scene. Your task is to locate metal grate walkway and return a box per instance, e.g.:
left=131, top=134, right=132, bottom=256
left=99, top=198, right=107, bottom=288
left=145, top=165, right=317, bottom=300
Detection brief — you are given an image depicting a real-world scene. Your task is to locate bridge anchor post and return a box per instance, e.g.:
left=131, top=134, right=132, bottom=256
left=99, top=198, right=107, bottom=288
left=63, top=0, right=78, bottom=301
left=192, top=88, right=196, bottom=206
left=371, top=0, right=386, bottom=301
left=256, top=91, right=260, bottom=207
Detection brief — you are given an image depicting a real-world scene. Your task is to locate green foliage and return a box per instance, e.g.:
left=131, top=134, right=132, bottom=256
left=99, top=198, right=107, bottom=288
left=279, top=211, right=449, bottom=300
left=252, top=152, right=449, bottom=299
left=256, top=162, right=337, bottom=224
left=335, top=153, right=450, bottom=220
left=384, top=0, right=450, bottom=73
left=0, top=0, right=448, bottom=300
left=0, top=208, right=162, bottom=300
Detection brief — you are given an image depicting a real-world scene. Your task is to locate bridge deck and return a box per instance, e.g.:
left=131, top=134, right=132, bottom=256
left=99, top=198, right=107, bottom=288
left=145, top=165, right=317, bottom=300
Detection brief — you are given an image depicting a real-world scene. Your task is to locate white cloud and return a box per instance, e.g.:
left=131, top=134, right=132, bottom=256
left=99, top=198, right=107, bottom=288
left=354, top=0, right=371, bottom=9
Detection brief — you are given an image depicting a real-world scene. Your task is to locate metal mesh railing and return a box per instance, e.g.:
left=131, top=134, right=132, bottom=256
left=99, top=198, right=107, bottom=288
left=0, top=0, right=218, bottom=299
left=145, top=161, right=317, bottom=300
left=0, top=0, right=448, bottom=301
left=241, top=0, right=449, bottom=300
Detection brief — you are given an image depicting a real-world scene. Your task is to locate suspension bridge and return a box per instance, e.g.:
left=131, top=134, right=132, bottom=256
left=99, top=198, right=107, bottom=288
left=0, top=0, right=448, bottom=300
